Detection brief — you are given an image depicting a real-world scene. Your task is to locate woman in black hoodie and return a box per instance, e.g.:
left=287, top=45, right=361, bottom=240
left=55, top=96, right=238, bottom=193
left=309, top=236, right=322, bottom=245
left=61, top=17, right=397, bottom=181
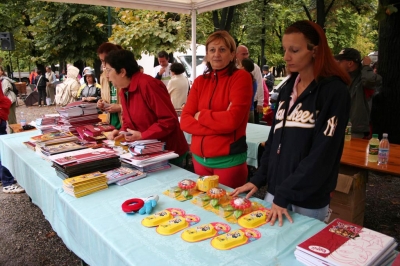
left=232, top=20, right=351, bottom=226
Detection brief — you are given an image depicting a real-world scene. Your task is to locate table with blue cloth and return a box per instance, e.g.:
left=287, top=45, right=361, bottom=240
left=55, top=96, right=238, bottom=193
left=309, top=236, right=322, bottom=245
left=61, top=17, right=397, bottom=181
left=1, top=130, right=326, bottom=266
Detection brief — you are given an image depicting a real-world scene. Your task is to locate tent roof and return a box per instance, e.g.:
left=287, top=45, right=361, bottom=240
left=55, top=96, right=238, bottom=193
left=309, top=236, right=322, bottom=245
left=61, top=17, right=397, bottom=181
left=41, top=0, right=251, bottom=14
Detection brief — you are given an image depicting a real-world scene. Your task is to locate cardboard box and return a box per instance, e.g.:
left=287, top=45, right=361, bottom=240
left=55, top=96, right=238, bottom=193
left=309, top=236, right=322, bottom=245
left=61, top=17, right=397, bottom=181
left=329, top=200, right=366, bottom=226
left=328, top=165, right=367, bottom=225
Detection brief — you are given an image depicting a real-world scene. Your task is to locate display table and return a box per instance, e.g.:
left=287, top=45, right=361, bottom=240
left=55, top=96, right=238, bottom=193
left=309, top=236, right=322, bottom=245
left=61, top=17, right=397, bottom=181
left=1, top=130, right=327, bottom=266
left=245, top=123, right=271, bottom=168
left=8, top=123, right=36, bottom=134
left=340, top=138, right=400, bottom=176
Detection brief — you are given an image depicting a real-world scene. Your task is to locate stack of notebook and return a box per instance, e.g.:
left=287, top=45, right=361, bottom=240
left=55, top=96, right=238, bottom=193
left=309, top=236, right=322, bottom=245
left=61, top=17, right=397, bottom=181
left=295, top=218, right=398, bottom=266
left=49, top=148, right=121, bottom=179
left=62, top=171, right=108, bottom=198
left=102, top=166, right=147, bottom=186
left=120, top=140, right=178, bottom=173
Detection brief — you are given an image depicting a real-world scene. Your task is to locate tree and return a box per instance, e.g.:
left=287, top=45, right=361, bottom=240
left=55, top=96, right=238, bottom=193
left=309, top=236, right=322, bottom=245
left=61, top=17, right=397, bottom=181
left=373, top=0, right=400, bottom=143
left=108, top=10, right=189, bottom=58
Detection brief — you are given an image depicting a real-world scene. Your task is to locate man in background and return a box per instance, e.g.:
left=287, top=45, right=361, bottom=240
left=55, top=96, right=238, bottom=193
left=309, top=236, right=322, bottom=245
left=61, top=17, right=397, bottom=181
left=236, top=45, right=264, bottom=124
left=335, top=48, right=382, bottom=139
left=154, top=50, right=172, bottom=87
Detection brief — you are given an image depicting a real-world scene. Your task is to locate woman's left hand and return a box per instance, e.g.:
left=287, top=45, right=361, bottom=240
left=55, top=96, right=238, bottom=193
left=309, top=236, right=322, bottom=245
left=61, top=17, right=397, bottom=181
left=266, top=203, right=293, bottom=227
left=123, top=129, right=142, bottom=142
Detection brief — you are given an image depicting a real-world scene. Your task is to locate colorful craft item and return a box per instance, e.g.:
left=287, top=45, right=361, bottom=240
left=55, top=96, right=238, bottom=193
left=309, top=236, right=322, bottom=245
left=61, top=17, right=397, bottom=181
left=238, top=209, right=270, bottom=228
left=121, top=198, right=144, bottom=213
left=207, top=188, right=227, bottom=208
left=156, top=214, right=200, bottom=236
left=142, top=208, right=185, bottom=227
left=181, top=222, right=231, bottom=243
left=210, top=228, right=261, bottom=250
left=177, top=179, right=197, bottom=199
left=230, top=197, right=252, bottom=218
left=121, top=195, right=159, bottom=214
left=196, top=175, right=219, bottom=192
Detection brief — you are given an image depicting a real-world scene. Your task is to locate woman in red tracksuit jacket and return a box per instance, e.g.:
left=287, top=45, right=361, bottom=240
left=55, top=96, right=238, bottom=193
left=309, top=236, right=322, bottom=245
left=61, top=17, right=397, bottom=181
left=180, top=31, right=253, bottom=189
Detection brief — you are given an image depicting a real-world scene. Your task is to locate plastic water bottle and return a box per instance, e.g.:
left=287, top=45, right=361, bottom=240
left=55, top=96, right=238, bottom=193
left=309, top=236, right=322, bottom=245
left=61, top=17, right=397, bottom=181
left=378, top=133, right=390, bottom=165
left=368, top=134, right=379, bottom=162
left=20, top=111, right=26, bottom=127
left=345, top=121, right=352, bottom=141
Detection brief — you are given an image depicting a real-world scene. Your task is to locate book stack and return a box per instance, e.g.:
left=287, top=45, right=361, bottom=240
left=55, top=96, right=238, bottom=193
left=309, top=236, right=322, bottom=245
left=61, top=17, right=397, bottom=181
left=62, top=171, right=108, bottom=198
left=35, top=115, right=60, bottom=134
left=120, top=140, right=178, bottom=173
left=129, top=140, right=165, bottom=155
left=102, top=166, right=147, bottom=186
left=49, top=148, right=121, bottom=179
left=26, top=131, right=77, bottom=148
left=295, top=218, right=398, bottom=266
left=56, top=102, right=101, bottom=136
left=40, top=141, right=86, bottom=156
left=75, top=124, right=115, bottom=141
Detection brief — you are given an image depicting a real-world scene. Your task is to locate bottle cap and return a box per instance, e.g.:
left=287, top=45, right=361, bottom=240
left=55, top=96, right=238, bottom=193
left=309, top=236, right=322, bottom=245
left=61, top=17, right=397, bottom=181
left=372, top=134, right=378, bottom=138
left=383, top=133, right=388, bottom=138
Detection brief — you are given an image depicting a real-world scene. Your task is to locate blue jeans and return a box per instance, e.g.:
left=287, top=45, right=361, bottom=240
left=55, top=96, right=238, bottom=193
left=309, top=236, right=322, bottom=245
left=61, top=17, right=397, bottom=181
left=264, top=192, right=329, bottom=222
left=0, top=119, right=15, bottom=187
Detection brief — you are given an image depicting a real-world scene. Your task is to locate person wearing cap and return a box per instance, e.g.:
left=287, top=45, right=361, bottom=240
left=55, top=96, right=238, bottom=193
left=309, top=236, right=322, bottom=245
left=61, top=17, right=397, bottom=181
left=262, top=65, right=275, bottom=92
left=335, top=48, right=382, bottom=139
left=79, top=67, right=98, bottom=85
left=236, top=45, right=264, bottom=124
left=77, top=70, right=101, bottom=103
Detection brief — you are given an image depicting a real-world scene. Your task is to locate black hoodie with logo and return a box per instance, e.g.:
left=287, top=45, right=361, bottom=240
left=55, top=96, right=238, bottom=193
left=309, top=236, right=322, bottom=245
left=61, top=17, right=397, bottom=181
left=251, top=73, right=351, bottom=209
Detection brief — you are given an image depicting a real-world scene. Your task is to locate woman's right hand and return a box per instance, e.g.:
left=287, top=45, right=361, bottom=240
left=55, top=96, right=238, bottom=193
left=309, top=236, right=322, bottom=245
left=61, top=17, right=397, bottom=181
left=97, top=99, right=105, bottom=109
left=230, top=182, right=258, bottom=199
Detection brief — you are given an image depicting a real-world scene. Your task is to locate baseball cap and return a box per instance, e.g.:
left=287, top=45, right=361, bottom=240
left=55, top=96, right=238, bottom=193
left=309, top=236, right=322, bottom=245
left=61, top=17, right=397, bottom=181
left=334, top=48, right=361, bottom=63
left=262, top=65, right=269, bottom=71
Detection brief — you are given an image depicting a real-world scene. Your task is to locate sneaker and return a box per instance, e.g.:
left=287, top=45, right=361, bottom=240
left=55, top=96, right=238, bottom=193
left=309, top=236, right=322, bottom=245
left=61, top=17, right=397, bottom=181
left=38, top=105, right=41, bottom=107
left=3, top=184, right=25, bottom=194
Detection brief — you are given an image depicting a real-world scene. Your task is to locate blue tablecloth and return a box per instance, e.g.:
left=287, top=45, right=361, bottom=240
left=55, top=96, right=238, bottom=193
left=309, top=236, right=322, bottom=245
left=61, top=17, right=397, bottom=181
left=245, top=123, right=271, bottom=168
left=1, top=130, right=326, bottom=266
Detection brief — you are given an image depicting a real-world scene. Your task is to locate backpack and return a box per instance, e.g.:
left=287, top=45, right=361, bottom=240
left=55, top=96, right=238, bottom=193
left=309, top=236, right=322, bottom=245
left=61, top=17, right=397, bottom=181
left=11, top=81, right=19, bottom=96
left=55, top=78, right=80, bottom=106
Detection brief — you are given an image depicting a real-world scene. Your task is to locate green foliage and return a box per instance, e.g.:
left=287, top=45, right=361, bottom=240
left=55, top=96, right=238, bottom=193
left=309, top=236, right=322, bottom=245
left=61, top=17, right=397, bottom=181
left=29, top=2, right=109, bottom=64
left=108, top=10, right=189, bottom=58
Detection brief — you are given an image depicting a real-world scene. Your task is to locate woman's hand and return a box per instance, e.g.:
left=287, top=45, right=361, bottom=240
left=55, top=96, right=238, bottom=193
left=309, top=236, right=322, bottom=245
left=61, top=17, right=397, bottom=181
left=194, top=111, right=201, bottom=120
left=116, top=128, right=142, bottom=142
left=266, top=203, right=293, bottom=227
left=97, top=99, right=105, bottom=109
left=107, top=129, right=120, bottom=140
left=105, top=104, right=122, bottom=113
left=230, top=182, right=258, bottom=199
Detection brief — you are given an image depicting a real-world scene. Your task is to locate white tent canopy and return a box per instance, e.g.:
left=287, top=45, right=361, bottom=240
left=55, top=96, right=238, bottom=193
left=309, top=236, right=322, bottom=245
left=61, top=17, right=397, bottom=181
left=41, top=0, right=251, bottom=77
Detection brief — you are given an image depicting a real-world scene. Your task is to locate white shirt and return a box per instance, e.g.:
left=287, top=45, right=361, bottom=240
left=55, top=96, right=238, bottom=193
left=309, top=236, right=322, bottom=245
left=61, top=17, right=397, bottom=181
left=154, top=63, right=172, bottom=87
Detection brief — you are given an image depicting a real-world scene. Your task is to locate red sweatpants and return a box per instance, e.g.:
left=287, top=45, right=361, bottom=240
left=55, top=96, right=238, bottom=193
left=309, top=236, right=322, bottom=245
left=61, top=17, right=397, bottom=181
left=192, top=158, right=248, bottom=189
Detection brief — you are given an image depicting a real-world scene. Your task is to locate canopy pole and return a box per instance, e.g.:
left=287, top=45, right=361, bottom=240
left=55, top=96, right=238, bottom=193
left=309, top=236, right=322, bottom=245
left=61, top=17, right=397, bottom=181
left=191, top=9, right=197, bottom=80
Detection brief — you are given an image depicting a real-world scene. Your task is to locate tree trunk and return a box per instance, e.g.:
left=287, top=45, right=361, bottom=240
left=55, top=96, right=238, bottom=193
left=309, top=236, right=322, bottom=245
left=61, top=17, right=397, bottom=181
left=316, top=0, right=325, bottom=28
left=374, top=3, right=400, bottom=144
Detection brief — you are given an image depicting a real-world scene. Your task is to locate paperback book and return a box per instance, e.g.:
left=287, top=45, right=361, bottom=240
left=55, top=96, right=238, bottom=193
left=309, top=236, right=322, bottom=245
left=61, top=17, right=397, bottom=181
left=102, top=166, right=145, bottom=184
left=295, top=218, right=397, bottom=266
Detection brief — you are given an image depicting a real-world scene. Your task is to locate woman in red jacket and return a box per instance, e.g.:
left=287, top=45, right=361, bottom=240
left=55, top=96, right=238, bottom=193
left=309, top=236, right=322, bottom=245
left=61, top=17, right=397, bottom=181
left=180, top=31, right=253, bottom=188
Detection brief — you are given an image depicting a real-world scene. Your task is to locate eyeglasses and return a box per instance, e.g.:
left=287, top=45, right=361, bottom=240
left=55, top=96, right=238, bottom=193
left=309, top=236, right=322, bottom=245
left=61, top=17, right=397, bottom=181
left=104, top=67, right=115, bottom=73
